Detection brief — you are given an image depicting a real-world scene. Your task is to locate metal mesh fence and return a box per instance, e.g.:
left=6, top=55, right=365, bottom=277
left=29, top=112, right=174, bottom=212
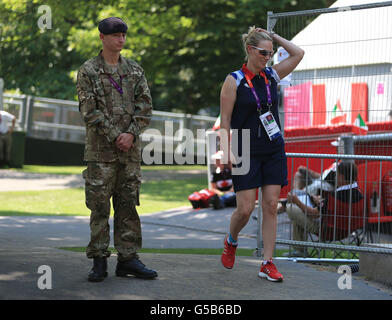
left=2, top=93, right=216, bottom=162
left=271, top=0, right=392, bottom=156
left=265, top=1, right=392, bottom=258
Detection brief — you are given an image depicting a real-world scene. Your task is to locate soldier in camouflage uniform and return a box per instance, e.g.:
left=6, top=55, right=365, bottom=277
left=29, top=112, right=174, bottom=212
left=76, top=17, right=157, bottom=282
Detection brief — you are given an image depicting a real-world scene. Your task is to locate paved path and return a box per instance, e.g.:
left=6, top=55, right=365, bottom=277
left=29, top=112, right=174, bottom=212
left=0, top=170, right=391, bottom=300
left=1, top=212, right=391, bottom=300
left=3, top=248, right=392, bottom=301
left=0, top=170, right=84, bottom=191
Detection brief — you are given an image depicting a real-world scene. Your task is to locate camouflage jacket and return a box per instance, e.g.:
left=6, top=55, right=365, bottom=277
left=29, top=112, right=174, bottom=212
left=76, top=51, right=152, bottom=163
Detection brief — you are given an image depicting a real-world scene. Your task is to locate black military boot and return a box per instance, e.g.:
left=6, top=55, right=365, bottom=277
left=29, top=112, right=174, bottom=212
left=88, top=257, right=108, bottom=282
left=115, top=257, right=158, bottom=279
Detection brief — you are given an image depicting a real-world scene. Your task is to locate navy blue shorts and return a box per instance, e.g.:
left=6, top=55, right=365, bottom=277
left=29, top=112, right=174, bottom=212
left=232, top=150, right=288, bottom=192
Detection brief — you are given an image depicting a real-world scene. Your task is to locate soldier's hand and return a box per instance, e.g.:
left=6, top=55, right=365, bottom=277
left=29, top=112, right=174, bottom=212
left=116, top=133, right=134, bottom=152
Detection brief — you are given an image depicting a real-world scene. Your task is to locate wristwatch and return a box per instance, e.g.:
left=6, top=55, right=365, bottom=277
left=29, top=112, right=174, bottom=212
left=269, top=31, right=276, bottom=38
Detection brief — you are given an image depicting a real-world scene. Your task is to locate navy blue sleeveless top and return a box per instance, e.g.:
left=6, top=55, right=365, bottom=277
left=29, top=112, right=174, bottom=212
left=230, top=64, right=285, bottom=155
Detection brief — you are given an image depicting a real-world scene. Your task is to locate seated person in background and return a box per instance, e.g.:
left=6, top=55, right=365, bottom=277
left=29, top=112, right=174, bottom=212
left=294, top=163, right=337, bottom=195
left=286, top=161, right=362, bottom=256
left=278, top=161, right=338, bottom=213
left=209, top=151, right=236, bottom=210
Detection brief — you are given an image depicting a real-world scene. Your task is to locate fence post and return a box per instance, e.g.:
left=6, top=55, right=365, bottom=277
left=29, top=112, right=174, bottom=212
left=0, top=78, right=4, bottom=111
left=255, top=187, right=263, bottom=258
left=25, top=95, right=35, bottom=136
left=184, top=114, right=193, bottom=135
left=267, top=11, right=277, bottom=32
left=18, top=95, right=28, bottom=132
left=341, top=135, right=355, bottom=162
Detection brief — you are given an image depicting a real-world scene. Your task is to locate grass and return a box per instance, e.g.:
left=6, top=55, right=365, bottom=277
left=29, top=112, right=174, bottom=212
left=10, top=165, right=86, bottom=175
left=1, top=164, right=207, bottom=216
left=301, top=248, right=360, bottom=261
left=0, top=188, right=89, bottom=216
left=3, top=165, right=362, bottom=265
left=0, top=177, right=207, bottom=216
left=57, top=246, right=357, bottom=264
left=11, top=164, right=207, bottom=176
left=58, top=247, right=258, bottom=256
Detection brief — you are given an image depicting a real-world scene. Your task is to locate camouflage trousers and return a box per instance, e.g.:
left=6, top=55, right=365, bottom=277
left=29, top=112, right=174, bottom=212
left=83, top=161, right=142, bottom=262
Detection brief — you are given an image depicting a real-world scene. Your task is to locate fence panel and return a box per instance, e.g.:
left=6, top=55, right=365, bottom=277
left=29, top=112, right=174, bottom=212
left=2, top=93, right=216, bottom=161
left=274, top=153, right=392, bottom=259
left=261, top=1, right=392, bottom=259
left=270, top=1, right=392, bottom=152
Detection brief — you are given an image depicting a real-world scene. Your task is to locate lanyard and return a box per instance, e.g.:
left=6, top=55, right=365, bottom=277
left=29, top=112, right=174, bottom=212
left=244, top=71, right=272, bottom=114
left=107, top=74, right=124, bottom=95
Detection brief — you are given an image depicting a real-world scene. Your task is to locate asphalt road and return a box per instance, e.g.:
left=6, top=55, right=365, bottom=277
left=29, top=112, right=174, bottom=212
left=1, top=211, right=391, bottom=300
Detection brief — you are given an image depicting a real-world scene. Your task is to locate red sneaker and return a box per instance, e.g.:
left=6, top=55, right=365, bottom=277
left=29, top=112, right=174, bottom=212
left=221, top=235, right=237, bottom=269
left=258, top=260, right=284, bottom=282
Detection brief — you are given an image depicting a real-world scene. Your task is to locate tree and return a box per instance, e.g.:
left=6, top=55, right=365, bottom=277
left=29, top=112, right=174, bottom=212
left=0, top=0, right=114, bottom=99
left=0, top=0, right=335, bottom=114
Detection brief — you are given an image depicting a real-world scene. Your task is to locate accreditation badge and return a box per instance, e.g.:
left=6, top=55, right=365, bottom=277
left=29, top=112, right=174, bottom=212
left=259, top=111, right=282, bottom=141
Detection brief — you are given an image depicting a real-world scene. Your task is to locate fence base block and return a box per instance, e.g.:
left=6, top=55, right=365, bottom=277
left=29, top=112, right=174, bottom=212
left=360, top=244, right=392, bottom=287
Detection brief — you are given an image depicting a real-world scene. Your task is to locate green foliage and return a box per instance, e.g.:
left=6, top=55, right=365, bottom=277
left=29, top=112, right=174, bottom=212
left=0, top=0, right=115, bottom=99
left=0, top=0, right=334, bottom=114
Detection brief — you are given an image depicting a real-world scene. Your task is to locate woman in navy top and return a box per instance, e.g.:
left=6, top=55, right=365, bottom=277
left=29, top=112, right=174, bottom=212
left=220, top=26, right=304, bottom=282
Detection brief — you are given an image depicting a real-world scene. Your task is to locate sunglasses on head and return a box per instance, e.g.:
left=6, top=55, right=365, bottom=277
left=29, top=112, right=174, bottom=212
left=251, top=46, right=274, bottom=57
